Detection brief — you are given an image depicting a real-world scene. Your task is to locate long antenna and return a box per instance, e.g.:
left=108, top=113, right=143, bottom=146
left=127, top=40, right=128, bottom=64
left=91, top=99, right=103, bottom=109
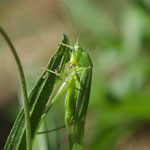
left=77, top=28, right=82, bottom=42
left=75, top=0, right=90, bottom=42
left=58, top=1, right=77, bottom=42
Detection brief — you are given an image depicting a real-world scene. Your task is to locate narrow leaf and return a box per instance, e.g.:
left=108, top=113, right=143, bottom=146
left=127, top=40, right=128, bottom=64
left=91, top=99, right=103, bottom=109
left=4, top=33, right=70, bottom=150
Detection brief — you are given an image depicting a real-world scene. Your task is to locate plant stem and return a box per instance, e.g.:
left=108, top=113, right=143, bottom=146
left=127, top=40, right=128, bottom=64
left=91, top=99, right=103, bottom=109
left=0, top=25, right=32, bottom=150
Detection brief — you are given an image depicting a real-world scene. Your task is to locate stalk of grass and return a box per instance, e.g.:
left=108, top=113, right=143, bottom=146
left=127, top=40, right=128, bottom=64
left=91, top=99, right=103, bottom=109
left=0, top=25, right=32, bottom=150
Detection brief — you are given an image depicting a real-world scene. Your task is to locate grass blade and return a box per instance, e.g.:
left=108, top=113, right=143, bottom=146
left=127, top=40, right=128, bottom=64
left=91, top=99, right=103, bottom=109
left=3, top=33, right=70, bottom=150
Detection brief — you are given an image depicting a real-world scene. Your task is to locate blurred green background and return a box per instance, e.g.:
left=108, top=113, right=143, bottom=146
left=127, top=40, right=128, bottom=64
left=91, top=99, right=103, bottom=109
left=1, top=0, right=150, bottom=150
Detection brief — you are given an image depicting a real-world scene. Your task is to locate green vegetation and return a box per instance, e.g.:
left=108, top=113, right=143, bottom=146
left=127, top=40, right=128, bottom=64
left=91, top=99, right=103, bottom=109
left=1, top=0, right=150, bottom=150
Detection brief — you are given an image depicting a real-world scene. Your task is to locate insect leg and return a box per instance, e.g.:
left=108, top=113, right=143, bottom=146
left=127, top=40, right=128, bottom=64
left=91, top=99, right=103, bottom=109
left=44, top=73, right=73, bottom=115
left=42, top=67, right=61, bottom=76
left=59, top=43, right=73, bottom=50
left=64, top=74, right=77, bottom=148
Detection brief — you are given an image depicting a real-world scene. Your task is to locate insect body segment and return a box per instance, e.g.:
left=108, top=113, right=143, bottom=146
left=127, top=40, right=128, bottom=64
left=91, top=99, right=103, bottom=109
left=72, top=42, right=93, bottom=67
left=65, top=74, right=77, bottom=143
left=64, top=42, right=93, bottom=149
left=45, top=41, right=93, bottom=150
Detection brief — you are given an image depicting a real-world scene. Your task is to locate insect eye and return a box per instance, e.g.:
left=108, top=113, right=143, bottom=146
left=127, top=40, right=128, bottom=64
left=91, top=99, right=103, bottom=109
left=76, top=46, right=79, bottom=50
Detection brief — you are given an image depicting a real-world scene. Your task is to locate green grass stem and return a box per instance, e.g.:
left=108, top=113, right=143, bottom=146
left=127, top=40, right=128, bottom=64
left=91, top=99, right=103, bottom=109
left=0, top=25, right=32, bottom=150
